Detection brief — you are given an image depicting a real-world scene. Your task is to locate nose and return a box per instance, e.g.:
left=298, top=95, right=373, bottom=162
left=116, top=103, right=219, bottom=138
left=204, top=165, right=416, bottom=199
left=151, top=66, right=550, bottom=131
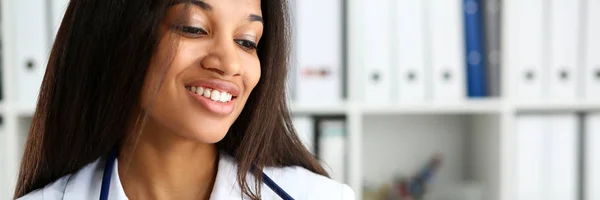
left=200, top=37, right=243, bottom=77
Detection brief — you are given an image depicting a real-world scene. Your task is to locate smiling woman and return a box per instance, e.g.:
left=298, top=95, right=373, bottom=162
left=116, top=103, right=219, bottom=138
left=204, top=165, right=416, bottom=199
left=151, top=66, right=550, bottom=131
left=13, top=0, right=354, bottom=200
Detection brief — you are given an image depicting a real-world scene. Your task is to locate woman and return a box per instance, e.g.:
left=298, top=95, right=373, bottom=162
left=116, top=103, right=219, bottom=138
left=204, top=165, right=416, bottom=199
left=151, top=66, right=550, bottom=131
left=14, top=0, right=354, bottom=199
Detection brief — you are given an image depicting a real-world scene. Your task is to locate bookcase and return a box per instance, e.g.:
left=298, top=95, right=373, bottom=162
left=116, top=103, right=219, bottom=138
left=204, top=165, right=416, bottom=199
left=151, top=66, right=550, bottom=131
left=2, top=0, right=600, bottom=200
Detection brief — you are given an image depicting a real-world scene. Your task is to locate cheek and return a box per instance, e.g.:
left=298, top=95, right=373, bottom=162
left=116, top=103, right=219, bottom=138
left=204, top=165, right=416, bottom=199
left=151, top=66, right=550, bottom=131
left=140, top=66, right=162, bottom=109
left=140, top=41, right=186, bottom=110
left=244, top=58, right=261, bottom=91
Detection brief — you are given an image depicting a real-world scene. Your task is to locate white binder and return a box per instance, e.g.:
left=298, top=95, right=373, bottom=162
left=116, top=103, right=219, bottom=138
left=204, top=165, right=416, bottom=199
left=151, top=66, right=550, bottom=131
left=547, top=114, right=577, bottom=200
left=548, top=0, right=581, bottom=99
left=294, top=0, right=343, bottom=105
left=515, top=114, right=578, bottom=200
left=362, top=0, right=393, bottom=104
left=509, top=0, right=545, bottom=100
left=428, top=0, right=465, bottom=102
left=292, top=116, right=316, bottom=154
left=395, top=0, right=427, bottom=103
left=515, top=115, right=545, bottom=200
left=585, top=113, right=600, bottom=200
left=14, top=0, right=49, bottom=108
left=51, top=0, right=69, bottom=38
left=584, top=0, right=600, bottom=100
left=0, top=130, right=5, bottom=200
left=288, top=0, right=298, bottom=103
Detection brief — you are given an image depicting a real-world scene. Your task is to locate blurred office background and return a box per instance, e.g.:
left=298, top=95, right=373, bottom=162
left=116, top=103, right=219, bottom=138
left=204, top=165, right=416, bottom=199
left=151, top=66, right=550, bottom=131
left=2, top=0, right=600, bottom=200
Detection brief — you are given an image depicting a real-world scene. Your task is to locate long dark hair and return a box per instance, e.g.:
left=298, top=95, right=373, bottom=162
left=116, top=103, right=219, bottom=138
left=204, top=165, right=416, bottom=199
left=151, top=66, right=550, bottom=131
left=14, top=0, right=327, bottom=199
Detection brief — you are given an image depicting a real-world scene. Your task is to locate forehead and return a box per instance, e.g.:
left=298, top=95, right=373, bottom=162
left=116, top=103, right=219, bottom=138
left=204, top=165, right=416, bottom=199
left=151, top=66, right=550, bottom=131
left=190, top=0, right=262, bottom=14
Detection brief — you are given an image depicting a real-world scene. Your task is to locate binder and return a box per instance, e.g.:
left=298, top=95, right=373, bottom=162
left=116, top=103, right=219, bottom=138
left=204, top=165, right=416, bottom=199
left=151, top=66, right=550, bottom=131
left=428, top=0, right=466, bottom=101
left=294, top=0, right=343, bottom=105
left=546, top=114, right=577, bottom=200
left=515, top=115, right=545, bottom=200
left=509, top=0, right=545, bottom=100
left=584, top=0, right=600, bottom=100
left=1, top=2, right=4, bottom=101
left=515, top=115, right=578, bottom=200
left=0, top=128, right=5, bottom=199
left=51, top=0, right=69, bottom=39
left=1, top=35, right=3, bottom=101
left=292, top=116, right=316, bottom=154
left=463, top=0, right=487, bottom=97
left=288, top=0, right=298, bottom=102
left=317, top=118, right=346, bottom=183
left=15, top=0, right=49, bottom=108
left=396, top=0, right=427, bottom=102
left=548, top=0, right=581, bottom=99
left=482, top=0, right=501, bottom=97
left=363, top=0, right=393, bottom=104
left=585, top=113, right=600, bottom=200
left=1, top=15, right=3, bottom=101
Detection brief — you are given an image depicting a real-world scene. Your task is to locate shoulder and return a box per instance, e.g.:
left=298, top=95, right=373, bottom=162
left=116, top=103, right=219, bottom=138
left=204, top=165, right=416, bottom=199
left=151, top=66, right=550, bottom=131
left=262, top=165, right=355, bottom=199
left=17, top=174, right=73, bottom=200
left=18, top=158, right=104, bottom=200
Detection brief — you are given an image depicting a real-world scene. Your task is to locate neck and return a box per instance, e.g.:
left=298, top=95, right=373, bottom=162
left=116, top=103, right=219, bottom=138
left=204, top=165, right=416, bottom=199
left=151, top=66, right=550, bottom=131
left=118, top=121, right=219, bottom=200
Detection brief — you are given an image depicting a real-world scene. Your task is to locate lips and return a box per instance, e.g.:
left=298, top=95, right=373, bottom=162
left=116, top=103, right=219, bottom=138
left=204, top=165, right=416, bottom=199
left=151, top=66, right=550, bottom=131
left=184, top=79, right=240, bottom=115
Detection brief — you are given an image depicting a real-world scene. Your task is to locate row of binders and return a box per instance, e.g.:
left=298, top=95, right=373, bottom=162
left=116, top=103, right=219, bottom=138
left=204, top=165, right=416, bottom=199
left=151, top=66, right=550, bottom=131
left=291, top=0, right=600, bottom=105
left=290, top=0, right=502, bottom=105
left=507, top=0, right=600, bottom=101
left=292, top=116, right=348, bottom=184
left=515, top=113, right=600, bottom=200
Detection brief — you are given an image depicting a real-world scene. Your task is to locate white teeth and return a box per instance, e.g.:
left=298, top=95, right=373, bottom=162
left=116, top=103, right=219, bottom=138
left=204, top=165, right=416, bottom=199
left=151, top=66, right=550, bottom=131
left=211, top=90, right=221, bottom=101
left=188, top=86, right=233, bottom=102
left=203, top=89, right=211, bottom=98
left=219, top=92, right=228, bottom=102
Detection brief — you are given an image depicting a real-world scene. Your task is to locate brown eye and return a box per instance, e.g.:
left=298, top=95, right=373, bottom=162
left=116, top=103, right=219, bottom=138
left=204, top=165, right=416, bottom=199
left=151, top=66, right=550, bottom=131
left=173, top=25, right=207, bottom=38
left=235, top=39, right=257, bottom=51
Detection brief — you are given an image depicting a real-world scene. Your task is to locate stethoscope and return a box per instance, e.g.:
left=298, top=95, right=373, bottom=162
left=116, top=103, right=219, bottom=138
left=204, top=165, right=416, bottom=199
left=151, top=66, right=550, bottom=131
left=99, top=150, right=295, bottom=200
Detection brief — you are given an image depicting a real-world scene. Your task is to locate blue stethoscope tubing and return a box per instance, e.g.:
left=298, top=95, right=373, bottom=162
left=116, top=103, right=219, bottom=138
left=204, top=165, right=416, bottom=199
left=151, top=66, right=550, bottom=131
left=99, top=150, right=294, bottom=200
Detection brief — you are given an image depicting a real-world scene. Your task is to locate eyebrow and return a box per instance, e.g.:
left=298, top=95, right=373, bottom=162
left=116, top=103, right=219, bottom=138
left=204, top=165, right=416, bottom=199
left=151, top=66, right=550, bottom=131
left=169, top=0, right=213, bottom=10
left=172, top=0, right=264, bottom=25
left=190, top=0, right=212, bottom=11
left=249, top=14, right=264, bottom=24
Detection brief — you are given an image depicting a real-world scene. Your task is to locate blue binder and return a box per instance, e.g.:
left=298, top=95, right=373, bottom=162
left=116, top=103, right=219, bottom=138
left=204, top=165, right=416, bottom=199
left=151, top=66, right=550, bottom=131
left=463, top=0, right=487, bottom=97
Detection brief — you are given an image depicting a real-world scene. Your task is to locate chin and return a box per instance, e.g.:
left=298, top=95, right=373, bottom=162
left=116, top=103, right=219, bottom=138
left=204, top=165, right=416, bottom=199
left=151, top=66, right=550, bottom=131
left=189, top=130, right=228, bottom=144
left=182, top=122, right=231, bottom=144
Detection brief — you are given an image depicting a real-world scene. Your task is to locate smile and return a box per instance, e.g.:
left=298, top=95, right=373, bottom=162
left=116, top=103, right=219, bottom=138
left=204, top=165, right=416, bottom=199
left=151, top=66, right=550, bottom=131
left=186, top=86, right=234, bottom=103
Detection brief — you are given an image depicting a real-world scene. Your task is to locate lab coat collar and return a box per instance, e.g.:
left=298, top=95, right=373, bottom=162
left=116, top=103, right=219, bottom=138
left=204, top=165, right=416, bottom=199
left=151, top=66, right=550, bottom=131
left=209, top=152, right=256, bottom=199
left=62, top=151, right=253, bottom=200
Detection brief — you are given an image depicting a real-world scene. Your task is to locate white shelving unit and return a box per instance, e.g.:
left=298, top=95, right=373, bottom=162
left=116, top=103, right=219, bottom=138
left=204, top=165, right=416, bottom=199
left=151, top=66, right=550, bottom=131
left=1, top=0, right=598, bottom=200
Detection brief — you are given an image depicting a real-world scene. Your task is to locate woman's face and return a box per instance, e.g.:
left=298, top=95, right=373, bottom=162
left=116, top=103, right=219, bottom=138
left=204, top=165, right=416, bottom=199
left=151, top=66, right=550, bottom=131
left=140, top=0, right=263, bottom=143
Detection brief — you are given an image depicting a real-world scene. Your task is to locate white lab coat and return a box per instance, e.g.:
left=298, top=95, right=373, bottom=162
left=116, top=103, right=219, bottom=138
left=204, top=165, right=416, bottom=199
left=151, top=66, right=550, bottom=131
left=18, top=152, right=355, bottom=199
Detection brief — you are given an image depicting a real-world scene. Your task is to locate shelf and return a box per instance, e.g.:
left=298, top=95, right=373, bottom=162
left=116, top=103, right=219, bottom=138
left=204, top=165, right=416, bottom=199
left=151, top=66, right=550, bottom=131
left=14, top=99, right=600, bottom=116
left=15, top=103, right=35, bottom=117
left=290, top=99, right=504, bottom=115
left=11, top=101, right=351, bottom=117
left=0, top=103, right=37, bottom=117
left=362, top=98, right=503, bottom=115
left=515, top=100, right=600, bottom=113
left=290, top=102, right=349, bottom=115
